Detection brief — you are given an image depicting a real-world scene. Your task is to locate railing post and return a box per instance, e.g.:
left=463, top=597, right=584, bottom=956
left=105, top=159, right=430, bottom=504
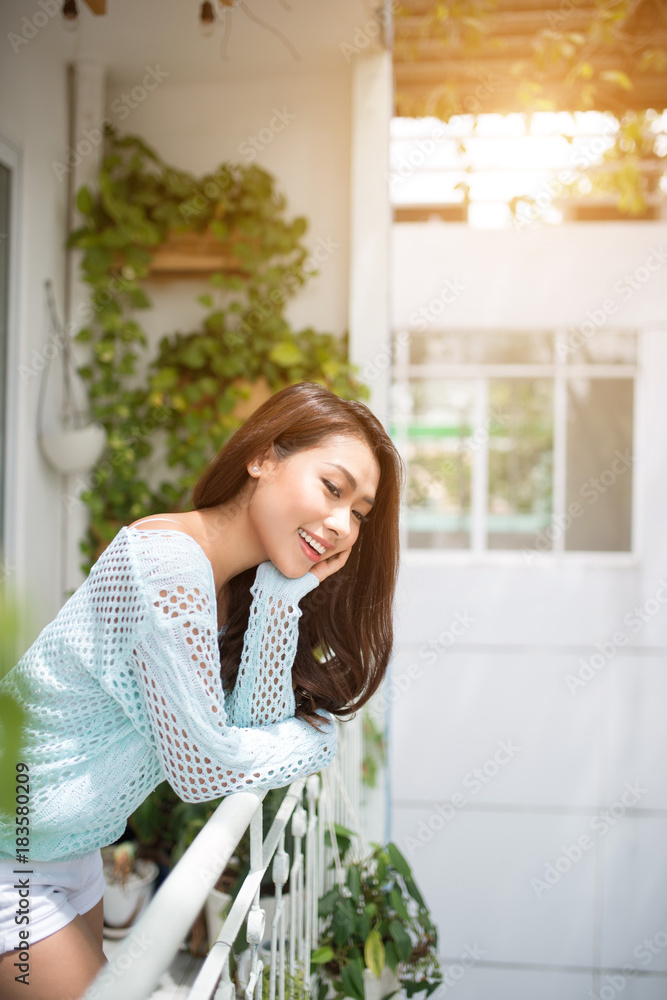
left=245, top=806, right=266, bottom=1000
left=304, top=775, right=319, bottom=990
left=269, top=833, right=289, bottom=1000
left=290, top=803, right=307, bottom=977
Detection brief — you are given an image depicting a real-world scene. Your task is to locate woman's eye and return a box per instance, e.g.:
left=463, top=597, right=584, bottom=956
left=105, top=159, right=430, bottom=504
left=354, top=510, right=370, bottom=524
left=323, top=479, right=341, bottom=499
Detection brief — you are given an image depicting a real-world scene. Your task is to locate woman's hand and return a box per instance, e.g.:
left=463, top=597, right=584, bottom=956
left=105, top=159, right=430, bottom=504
left=307, top=545, right=351, bottom=584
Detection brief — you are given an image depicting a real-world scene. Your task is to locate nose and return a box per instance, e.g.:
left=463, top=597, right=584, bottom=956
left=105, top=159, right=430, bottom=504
left=323, top=505, right=352, bottom=539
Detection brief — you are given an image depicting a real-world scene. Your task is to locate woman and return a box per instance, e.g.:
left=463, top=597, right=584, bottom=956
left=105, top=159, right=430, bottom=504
left=0, top=381, right=403, bottom=999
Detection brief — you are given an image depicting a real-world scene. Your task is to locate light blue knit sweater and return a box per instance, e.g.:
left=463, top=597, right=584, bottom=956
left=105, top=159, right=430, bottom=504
left=0, top=526, right=336, bottom=863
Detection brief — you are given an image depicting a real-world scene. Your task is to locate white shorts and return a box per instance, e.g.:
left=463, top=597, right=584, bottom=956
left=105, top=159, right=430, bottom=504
left=0, top=850, right=106, bottom=955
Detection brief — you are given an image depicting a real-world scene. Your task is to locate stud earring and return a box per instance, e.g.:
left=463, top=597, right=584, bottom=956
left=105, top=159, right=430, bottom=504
left=252, top=466, right=259, bottom=473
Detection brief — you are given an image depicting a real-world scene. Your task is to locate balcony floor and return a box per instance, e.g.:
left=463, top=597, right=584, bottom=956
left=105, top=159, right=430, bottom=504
left=102, top=936, right=205, bottom=997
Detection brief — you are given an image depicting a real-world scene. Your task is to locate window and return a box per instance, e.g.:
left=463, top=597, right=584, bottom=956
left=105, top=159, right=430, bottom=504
left=391, top=329, right=636, bottom=557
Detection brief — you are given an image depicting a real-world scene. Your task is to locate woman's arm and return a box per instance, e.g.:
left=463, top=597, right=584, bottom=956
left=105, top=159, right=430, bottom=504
left=125, top=531, right=335, bottom=801
left=223, top=561, right=319, bottom=727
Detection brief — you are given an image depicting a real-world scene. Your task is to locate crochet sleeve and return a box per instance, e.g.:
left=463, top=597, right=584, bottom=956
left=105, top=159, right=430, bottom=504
left=224, top=560, right=319, bottom=727
left=125, top=531, right=336, bottom=801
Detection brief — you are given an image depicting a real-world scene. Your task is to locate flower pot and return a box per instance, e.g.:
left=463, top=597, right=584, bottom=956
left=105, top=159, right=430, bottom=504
left=205, top=886, right=232, bottom=950
left=362, top=967, right=401, bottom=1000
left=38, top=423, right=107, bottom=474
left=101, top=853, right=159, bottom=929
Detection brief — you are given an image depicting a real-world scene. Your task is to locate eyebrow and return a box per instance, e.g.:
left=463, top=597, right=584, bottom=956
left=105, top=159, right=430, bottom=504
left=324, top=463, right=376, bottom=506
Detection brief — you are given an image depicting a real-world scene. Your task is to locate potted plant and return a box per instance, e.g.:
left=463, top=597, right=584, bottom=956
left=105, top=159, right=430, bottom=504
left=311, top=840, right=442, bottom=1000
left=101, top=841, right=159, bottom=932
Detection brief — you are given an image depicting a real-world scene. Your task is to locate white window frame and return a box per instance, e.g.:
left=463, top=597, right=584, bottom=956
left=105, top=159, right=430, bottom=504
left=392, top=326, right=640, bottom=568
left=0, top=134, right=22, bottom=580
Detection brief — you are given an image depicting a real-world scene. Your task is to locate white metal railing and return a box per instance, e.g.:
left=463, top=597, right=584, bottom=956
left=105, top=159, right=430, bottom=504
left=83, top=717, right=364, bottom=1000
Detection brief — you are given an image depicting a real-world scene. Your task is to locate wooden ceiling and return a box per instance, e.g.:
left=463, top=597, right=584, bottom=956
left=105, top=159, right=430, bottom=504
left=393, top=0, right=667, bottom=117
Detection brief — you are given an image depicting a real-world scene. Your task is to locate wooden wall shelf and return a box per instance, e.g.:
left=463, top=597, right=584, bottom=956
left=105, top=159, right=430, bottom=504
left=146, top=230, right=243, bottom=278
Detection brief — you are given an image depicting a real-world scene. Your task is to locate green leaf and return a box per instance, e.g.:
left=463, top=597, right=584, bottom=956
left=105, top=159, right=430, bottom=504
left=76, top=185, right=95, bottom=216
left=268, top=340, right=303, bottom=368
left=318, top=888, right=340, bottom=917
left=389, top=888, right=410, bottom=921
left=341, top=964, right=364, bottom=1000
left=405, top=877, right=425, bottom=909
left=387, top=843, right=412, bottom=879
left=364, top=930, right=385, bottom=978
left=384, top=940, right=399, bottom=973
left=333, top=905, right=356, bottom=946
left=311, top=946, right=335, bottom=964
left=210, top=219, right=229, bottom=242
left=347, top=865, right=362, bottom=903
left=389, top=920, right=412, bottom=963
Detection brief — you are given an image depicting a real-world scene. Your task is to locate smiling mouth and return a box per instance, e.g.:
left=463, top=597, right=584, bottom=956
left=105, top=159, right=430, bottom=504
left=298, top=527, right=327, bottom=556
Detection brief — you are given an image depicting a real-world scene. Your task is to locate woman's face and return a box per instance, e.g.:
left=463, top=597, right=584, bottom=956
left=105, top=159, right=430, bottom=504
left=246, top=433, right=381, bottom=578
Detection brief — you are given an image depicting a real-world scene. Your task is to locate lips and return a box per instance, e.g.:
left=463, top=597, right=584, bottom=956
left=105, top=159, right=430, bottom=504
left=298, top=531, right=322, bottom=562
left=297, top=527, right=331, bottom=554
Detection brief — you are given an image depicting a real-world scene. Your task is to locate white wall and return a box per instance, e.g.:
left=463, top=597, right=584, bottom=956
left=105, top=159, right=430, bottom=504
left=103, top=72, right=351, bottom=355
left=388, top=221, right=667, bottom=999
left=0, top=2, right=74, bottom=645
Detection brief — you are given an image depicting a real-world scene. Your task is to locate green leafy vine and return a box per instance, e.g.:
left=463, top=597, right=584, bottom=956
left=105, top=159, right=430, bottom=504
left=67, top=127, right=367, bottom=573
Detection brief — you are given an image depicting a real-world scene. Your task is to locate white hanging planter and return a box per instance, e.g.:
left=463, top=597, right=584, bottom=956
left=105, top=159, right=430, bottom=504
left=38, top=422, right=107, bottom=475
left=362, top=967, right=402, bottom=1000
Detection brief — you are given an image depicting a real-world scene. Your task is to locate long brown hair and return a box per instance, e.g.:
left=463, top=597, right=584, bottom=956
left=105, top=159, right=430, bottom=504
left=190, top=381, right=404, bottom=727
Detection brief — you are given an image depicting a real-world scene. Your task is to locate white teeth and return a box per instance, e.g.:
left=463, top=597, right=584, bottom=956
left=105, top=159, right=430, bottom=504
left=298, top=527, right=326, bottom=555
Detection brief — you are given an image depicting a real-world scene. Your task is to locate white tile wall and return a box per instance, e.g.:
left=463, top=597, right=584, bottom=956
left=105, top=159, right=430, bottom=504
left=604, top=657, right=667, bottom=811
left=598, top=817, right=667, bottom=973
left=433, top=965, right=594, bottom=1000
left=388, top=649, right=605, bottom=808
left=391, top=808, right=597, bottom=967
left=614, top=977, right=667, bottom=1000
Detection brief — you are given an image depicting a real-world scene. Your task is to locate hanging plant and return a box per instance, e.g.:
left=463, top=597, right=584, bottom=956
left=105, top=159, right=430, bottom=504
left=67, top=126, right=367, bottom=573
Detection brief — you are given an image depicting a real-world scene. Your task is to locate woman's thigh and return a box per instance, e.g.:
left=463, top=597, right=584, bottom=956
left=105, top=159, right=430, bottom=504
left=0, top=912, right=107, bottom=1000
left=81, top=896, right=104, bottom=950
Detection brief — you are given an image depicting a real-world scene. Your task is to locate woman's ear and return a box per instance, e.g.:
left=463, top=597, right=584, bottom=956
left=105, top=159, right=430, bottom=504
left=246, top=445, right=274, bottom=478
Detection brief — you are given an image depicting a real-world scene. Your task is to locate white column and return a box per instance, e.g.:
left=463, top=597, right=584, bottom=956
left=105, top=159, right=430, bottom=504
left=348, top=46, right=393, bottom=848
left=348, top=48, right=393, bottom=427
left=63, top=60, right=106, bottom=600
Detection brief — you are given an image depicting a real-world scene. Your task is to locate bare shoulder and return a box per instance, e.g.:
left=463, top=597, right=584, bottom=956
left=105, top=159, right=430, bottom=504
left=127, top=513, right=201, bottom=540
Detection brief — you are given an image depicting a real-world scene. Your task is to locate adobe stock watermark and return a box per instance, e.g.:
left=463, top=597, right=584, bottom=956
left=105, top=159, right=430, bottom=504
left=377, top=610, right=476, bottom=712
left=386, top=79, right=500, bottom=191
left=51, top=66, right=170, bottom=181
left=557, top=245, right=667, bottom=360
left=361, top=277, right=470, bottom=383
left=238, top=108, right=296, bottom=162
left=18, top=272, right=137, bottom=386
left=7, top=0, right=60, bottom=55
left=565, top=579, right=667, bottom=695
left=236, top=233, right=340, bottom=339
left=403, top=739, right=522, bottom=858
left=85, top=928, right=154, bottom=999
left=512, top=117, right=618, bottom=232
left=61, top=403, right=172, bottom=510
left=433, top=942, right=487, bottom=997
left=530, top=781, right=647, bottom=898
left=339, top=1, right=398, bottom=63
left=581, top=917, right=667, bottom=1000
left=522, top=447, right=634, bottom=563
